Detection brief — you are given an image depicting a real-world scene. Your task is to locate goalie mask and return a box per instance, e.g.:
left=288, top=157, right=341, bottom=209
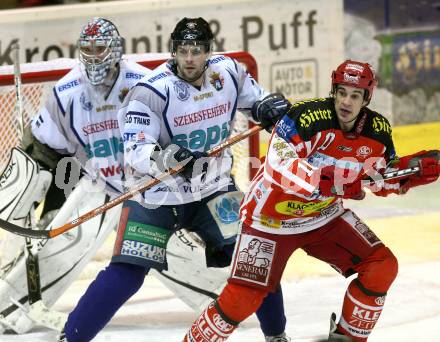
left=78, top=18, right=124, bottom=86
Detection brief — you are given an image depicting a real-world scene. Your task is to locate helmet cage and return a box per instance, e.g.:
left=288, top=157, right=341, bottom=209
left=78, top=18, right=124, bottom=86
left=78, top=37, right=114, bottom=65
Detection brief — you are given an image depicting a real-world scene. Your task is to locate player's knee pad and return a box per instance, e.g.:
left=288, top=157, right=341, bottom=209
left=358, top=246, right=398, bottom=294
left=217, top=282, right=268, bottom=322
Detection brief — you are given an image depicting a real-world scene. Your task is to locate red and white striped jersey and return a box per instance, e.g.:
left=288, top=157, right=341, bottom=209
left=240, top=97, right=400, bottom=235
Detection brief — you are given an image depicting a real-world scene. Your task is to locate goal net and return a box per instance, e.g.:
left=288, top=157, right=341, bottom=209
left=0, top=51, right=260, bottom=192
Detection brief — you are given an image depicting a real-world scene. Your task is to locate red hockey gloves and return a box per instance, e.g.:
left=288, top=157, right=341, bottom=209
left=251, top=93, right=291, bottom=132
left=153, top=144, right=209, bottom=180
left=318, top=165, right=365, bottom=200
left=400, top=156, right=440, bottom=193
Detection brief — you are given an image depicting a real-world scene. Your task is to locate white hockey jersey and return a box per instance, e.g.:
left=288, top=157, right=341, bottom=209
left=31, top=60, right=150, bottom=193
left=118, top=55, right=267, bottom=204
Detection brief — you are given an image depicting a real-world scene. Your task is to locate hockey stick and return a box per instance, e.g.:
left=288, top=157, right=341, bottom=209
left=12, top=41, right=44, bottom=305
left=364, top=150, right=440, bottom=186
left=364, top=165, right=420, bottom=186
left=0, top=155, right=433, bottom=240
left=13, top=41, right=24, bottom=138
left=0, top=125, right=264, bottom=239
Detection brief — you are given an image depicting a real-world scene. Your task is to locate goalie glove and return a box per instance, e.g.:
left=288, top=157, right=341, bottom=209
left=251, top=93, right=291, bottom=132
left=152, top=144, right=209, bottom=181
left=398, top=150, right=440, bottom=193
left=318, top=165, right=365, bottom=200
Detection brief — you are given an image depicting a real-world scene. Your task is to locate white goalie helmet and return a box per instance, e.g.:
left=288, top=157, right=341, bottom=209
left=78, top=18, right=124, bottom=85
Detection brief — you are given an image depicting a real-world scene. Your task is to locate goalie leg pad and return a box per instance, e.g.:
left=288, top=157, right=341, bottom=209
left=0, top=179, right=120, bottom=334
left=0, top=309, right=34, bottom=334
left=64, top=262, right=148, bottom=342
left=152, top=228, right=230, bottom=312
left=0, top=147, right=52, bottom=221
left=0, top=279, right=33, bottom=334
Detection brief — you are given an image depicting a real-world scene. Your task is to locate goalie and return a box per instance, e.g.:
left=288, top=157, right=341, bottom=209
left=0, top=17, right=149, bottom=334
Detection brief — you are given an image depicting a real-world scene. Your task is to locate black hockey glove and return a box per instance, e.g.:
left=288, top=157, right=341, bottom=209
left=155, top=144, right=209, bottom=180
left=251, top=93, right=291, bottom=132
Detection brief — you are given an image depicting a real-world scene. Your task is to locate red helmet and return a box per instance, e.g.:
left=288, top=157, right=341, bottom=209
left=331, top=60, right=378, bottom=103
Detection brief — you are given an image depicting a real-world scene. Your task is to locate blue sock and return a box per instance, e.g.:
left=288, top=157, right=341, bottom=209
left=64, top=262, right=148, bottom=342
left=223, top=243, right=287, bottom=336
left=256, top=284, right=287, bottom=336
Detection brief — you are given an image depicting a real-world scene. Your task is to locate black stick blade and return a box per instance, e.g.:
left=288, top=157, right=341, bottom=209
left=0, top=219, right=49, bottom=239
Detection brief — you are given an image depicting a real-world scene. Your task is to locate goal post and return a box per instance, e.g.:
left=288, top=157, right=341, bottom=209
left=0, top=51, right=260, bottom=191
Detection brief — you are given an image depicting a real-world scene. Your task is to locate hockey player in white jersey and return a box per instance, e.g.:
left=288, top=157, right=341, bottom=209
left=0, top=17, right=149, bottom=333
left=62, top=17, right=291, bottom=342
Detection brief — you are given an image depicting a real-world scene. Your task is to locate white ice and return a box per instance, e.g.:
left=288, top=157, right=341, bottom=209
left=1, top=260, right=439, bottom=341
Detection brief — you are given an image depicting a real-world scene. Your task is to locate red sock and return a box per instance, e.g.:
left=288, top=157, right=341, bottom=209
left=184, top=301, right=238, bottom=342
left=338, top=280, right=386, bottom=341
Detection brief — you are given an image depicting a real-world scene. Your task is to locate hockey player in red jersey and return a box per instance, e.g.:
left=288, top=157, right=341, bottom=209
left=184, top=60, right=440, bottom=341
